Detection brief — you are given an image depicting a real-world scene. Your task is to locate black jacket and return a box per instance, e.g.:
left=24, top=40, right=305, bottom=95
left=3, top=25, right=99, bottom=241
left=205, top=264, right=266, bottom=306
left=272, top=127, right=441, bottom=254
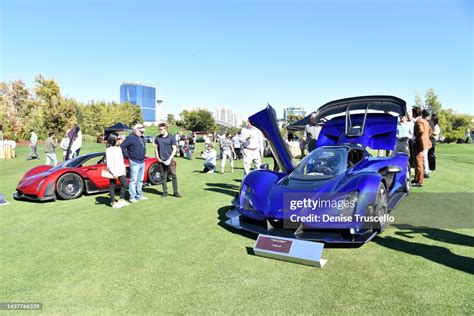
left=120, top=133, right=146, bottom=163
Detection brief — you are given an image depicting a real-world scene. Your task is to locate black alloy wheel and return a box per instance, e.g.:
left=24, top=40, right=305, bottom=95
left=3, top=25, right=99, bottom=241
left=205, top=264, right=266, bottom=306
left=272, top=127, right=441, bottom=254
left=56, top=173, right=84, bottom=200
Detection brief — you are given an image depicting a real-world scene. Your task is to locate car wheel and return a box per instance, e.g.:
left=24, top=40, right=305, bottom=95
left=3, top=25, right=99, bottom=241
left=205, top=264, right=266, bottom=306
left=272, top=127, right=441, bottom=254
left=56, top=173, right=84, bottom=200
left=148, top=163, right=162, bottom=185
left=404, top=166, right=411, bottom=195
left=374, top=182, right=389, bottom=233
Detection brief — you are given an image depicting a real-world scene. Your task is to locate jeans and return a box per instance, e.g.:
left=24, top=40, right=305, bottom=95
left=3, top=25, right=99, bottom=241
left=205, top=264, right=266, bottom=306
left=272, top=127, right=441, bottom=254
left=129, top=160, right=145, bottom=200
left=203, top=162, right=215, bottom=173
left=45, top=153, right=58, bottom=166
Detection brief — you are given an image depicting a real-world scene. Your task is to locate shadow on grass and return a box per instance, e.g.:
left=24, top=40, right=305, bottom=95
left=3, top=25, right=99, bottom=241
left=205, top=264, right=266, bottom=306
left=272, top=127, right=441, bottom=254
left=374, top=235, right=474, bottom=274
left=217, top=205, right=257, bottom=240
left=204, top=182, right=239, bottom=197
left=393, top=224, right=474, bottom=247
left=143, top=187, right=164, bottom=196
left=95, top=196, right=110, bottom=206
left=12, top=198, right=55, bottom=204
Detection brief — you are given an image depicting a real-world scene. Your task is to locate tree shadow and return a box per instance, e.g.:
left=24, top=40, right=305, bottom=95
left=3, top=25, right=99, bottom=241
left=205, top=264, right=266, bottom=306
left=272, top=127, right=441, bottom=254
left=393, top=224, right=474, bottom=247
left=374, top=235, right=474, bottom=274
left=204, top=182, right=239, bottom=197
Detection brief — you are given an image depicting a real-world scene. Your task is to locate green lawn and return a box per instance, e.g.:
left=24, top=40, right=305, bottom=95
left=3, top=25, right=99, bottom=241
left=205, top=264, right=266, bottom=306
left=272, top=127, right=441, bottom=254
left=0, top=143, right=473, bottom=314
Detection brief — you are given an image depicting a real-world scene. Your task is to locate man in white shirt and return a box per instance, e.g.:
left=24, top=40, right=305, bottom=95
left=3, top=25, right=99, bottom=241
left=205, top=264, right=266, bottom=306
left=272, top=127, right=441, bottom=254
left=241, top=121, right=263, bottom=175
left=232, top=134, right=242, bottom=159
left=27, top=129, right=39, bottom=160
left=201, top=144, right=217, bottom=173
left=303, top=112, right=322, bottom=153
left=66, top=123, right=82, bottom=159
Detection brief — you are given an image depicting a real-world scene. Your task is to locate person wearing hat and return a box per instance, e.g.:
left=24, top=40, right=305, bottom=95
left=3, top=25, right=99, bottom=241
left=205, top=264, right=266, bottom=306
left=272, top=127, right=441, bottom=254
left=154, top=122, right=181, bottom=197
left=121, top=123, right=147, bottom=202
left=303, top=112, right=321, bottom=153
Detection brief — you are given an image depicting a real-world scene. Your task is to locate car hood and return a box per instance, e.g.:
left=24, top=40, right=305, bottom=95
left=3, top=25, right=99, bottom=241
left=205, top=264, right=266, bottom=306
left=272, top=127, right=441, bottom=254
left=18, top=171, right=51, bottom=188
left=251, top=173, right=356, bottom=216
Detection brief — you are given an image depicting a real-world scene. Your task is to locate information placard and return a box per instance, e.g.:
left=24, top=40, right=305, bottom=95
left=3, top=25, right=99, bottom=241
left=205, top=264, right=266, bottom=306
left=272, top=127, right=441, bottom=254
left=253, top=234, right=327, bottom=267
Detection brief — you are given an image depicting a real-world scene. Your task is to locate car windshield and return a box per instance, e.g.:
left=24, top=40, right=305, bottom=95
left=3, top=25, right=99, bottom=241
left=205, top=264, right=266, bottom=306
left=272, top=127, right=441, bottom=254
left=50, top=154, right=104, bottom=171
left=290, top=147, right=347, bottom=180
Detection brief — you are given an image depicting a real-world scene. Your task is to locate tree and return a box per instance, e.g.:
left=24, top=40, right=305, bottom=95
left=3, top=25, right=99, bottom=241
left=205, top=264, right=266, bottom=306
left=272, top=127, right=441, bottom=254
left=78, top=101, right=142, bottom=136
left=166, top=113, right=176, bottom=126
left=0, top=80, right=32, bottom=140
left=425, top=88, right=443, bottom=114
left=414, top=91, right=423, bottom=108
left=34, top=75, right=77, bottom=135
left=286, top=114, right=304, bottom=124
left=179, top=109, right=216, bottom=131
left=414, top=89, right=472, bottom=143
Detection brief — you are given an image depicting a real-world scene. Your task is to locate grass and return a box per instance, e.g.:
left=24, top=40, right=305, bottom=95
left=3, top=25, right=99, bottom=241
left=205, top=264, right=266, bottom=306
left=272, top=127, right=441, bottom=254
left=0, top=142, right=473, bottom=314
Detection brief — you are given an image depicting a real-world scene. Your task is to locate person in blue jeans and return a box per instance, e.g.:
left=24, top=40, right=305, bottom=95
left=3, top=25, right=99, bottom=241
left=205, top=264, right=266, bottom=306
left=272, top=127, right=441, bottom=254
left=120, top=123, right=147, bottom=203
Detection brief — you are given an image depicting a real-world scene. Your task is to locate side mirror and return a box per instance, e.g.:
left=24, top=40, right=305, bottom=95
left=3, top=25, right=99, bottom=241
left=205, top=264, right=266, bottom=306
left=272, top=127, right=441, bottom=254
left=260, top=163, right=269, bottom=170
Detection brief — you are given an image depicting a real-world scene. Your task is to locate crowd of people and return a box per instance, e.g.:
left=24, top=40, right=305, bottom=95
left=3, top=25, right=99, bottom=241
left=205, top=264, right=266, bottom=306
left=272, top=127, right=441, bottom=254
left=17, top=105, right=455, bottom=208
left=400, top=107, right=441, bottom=188
left=200, top=122, right=265, bottom=174
left=27, top=123, right=83, bottom=165
left=101, top=123, right=182, bottom=208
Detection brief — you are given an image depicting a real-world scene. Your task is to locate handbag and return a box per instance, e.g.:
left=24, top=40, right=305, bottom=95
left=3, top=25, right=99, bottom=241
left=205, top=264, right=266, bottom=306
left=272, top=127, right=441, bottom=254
left=101, top=156, right=114, bottom=178
left=101, top=167, right=114, bottom=178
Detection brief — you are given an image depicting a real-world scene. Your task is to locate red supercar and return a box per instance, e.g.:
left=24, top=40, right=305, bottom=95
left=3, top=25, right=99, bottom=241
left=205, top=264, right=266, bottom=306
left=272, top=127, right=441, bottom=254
left=14, top=152, right=172, bottom=201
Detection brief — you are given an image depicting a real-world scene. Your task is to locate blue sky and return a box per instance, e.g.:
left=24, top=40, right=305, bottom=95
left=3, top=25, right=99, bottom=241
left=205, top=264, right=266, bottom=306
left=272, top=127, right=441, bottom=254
left=1, top=0, right=472, bottom=119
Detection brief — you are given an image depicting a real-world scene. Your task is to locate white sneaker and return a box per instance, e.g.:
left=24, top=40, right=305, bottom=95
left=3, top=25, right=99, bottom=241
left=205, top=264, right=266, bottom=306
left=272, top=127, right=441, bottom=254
left=138, top=196, right=149, bottom=201
left=207, top=169, right=215, bottom=173
left=118, top=200, right=130, bottom=207
left=112, top=203, right=123, bottom=209
left=129, top=198, right=138, bottom=203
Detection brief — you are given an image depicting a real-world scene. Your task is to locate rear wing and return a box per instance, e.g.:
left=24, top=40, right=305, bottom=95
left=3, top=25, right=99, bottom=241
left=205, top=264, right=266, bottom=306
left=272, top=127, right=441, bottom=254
left=316, top=96, right=406, bottom=150
left=316, top=95, right=407, bottom=119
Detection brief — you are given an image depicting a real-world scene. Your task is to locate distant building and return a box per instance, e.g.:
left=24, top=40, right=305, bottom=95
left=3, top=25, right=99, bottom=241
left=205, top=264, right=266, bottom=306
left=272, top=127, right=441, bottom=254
left=213, top=107, right=241, bottom=127
left=283, top=106, right=306, bottom=121
left=120, top=82, right=157, bottom=124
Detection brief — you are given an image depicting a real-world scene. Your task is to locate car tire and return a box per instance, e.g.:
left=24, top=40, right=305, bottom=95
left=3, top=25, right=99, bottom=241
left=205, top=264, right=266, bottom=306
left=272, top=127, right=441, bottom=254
left=56, top=173, right=84, bottom=200
left=147, top=163, right=162, bottom=185
left=403, top=166, right=411, bottom=195
left=373, top=182, right=389, bottom=233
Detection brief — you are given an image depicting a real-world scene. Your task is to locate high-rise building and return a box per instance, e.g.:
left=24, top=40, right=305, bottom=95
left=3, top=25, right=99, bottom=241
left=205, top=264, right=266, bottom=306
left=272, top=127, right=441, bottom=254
left=283, top=106, right=306, bottom=121
left=120, top=82, right=156, bottom=123
left=214, top=107, right=241, bottom=127
left=232, top=113, right=242, bottom=127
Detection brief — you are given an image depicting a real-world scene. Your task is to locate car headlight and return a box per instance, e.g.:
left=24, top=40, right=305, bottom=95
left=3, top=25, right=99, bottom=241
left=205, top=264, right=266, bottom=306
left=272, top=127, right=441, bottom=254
left=36, top=178, right=46, bottom=192
left=339, top=191, right=358, bottom=216
left=240, top=185, right=255, bottom=211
